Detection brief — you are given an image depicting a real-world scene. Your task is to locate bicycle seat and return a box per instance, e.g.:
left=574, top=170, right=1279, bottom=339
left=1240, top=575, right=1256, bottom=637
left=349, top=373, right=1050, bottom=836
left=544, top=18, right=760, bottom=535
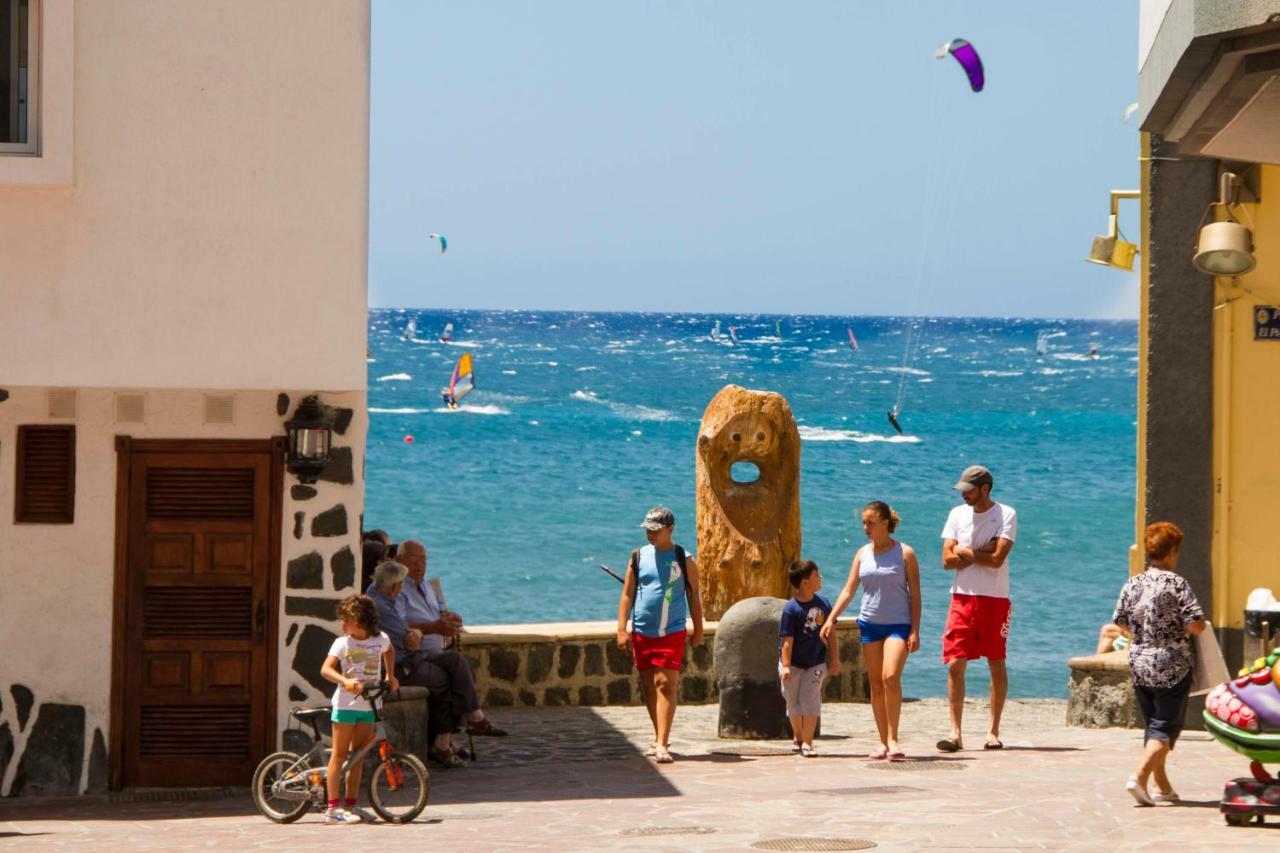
left=290, top=706, right=332, bottom=723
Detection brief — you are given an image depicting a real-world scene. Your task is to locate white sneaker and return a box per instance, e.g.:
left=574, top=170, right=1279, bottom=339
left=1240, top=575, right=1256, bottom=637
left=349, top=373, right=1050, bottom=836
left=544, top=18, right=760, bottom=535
left=325, top=807, right=363, bottom=824
left=345, top=805, right=375, bottom=822
left=1151, top=790, right=1179, bottom=805
left=1126, top=776, right=1154, bottom=807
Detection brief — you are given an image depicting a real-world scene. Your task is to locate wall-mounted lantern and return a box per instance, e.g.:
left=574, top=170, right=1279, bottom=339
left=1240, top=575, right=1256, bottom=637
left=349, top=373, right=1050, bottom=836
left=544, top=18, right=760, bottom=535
left=1193, top=172, right=1256, bottom=277
left=1087, top=190, right=1140, bottom=271
left=284, top=395, right=332, bottom=483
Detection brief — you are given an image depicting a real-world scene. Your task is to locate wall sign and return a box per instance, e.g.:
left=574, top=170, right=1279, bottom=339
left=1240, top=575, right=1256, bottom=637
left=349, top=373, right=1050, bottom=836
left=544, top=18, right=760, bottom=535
left=1254, top=306, right=1280, bottom=340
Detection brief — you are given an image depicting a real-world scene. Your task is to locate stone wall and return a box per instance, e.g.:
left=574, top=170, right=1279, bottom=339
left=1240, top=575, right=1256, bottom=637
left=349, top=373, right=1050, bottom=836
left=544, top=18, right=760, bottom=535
left=458, top=621, right=868, bottom=708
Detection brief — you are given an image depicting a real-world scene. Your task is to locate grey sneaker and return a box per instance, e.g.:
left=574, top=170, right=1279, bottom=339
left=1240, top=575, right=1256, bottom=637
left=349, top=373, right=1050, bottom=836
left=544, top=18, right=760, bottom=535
left=345, top=805, right=376, bottom=823
left=325, top=807, right=363, bottom=824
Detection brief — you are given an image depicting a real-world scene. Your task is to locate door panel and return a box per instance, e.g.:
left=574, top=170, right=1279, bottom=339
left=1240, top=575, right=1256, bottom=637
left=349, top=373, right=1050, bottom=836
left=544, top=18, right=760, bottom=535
left=121, top=448, right=275, bottom=787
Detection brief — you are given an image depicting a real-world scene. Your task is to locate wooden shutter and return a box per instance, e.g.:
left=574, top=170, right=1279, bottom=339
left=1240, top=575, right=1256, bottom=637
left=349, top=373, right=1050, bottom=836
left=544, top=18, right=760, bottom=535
left=15, top=425, right=76, bottom=523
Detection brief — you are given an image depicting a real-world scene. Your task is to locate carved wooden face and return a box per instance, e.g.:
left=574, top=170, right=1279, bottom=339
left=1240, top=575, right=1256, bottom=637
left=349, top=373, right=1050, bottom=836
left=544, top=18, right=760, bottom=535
left=699, top=405, right=796, bottom=542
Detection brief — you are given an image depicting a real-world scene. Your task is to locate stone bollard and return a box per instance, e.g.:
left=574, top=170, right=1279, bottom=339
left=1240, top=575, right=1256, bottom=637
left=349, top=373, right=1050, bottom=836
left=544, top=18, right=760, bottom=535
left=379, top=686, right=431, bottom=762
left=715, top=596, right=788, bottom=739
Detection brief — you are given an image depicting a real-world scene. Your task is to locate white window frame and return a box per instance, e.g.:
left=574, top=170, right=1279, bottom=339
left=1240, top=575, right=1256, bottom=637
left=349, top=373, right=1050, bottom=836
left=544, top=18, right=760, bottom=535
left=0, top=0, right=70, bottom=186
left=0, top=0, right=40, bottom=155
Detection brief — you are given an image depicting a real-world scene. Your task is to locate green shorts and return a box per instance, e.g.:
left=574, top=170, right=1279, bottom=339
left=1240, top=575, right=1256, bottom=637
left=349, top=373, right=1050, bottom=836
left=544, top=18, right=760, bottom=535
left=331, top=709, right=376, bottom=724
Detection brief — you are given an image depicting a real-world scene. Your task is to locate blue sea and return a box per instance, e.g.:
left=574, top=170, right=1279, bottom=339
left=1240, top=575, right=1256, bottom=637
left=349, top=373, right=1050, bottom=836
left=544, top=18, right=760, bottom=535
left=364, top=309, right=1137, bottom=699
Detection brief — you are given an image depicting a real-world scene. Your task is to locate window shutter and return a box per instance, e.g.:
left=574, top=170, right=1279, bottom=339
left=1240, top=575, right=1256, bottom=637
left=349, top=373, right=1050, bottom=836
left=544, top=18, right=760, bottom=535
left=15, top=425, right=76, bottom=523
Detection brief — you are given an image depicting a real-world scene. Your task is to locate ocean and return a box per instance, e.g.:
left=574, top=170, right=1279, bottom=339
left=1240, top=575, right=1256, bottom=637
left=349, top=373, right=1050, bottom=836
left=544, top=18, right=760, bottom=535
left=364, top=309, right=1137, bottom=699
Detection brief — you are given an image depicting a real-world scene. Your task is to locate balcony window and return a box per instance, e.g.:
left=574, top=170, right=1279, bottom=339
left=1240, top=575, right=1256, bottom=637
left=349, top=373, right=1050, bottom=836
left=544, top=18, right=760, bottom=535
left=1, top=0, right=37, bottom=155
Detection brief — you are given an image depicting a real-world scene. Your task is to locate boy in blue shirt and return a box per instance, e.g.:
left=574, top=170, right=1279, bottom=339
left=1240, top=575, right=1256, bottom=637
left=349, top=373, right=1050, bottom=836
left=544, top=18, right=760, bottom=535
left=779, top=560, right=840, bottom=756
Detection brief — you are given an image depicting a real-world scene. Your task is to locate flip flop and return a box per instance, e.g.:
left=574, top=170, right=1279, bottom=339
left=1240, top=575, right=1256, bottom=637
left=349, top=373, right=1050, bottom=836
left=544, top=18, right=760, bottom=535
left=867, top=747, right=889, bottom=761
left=935, top=737, right=962, bottom=753
left=654, top=746, right=675, bottom=764
left=887, top=751, right=907, bottom=762
left=983, top=740, right=1004, bottom=750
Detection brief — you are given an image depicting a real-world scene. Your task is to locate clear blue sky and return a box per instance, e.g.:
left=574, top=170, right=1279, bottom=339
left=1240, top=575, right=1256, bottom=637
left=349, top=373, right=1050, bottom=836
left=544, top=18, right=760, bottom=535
left=370, top=1, right=1140, bottom=319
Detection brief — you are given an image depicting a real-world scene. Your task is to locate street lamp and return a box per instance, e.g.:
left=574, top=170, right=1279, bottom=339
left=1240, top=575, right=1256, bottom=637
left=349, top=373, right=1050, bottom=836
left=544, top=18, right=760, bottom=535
left=1193, top=172, right=1255, bottom=277
left=284, top=395, right=332, bottom=484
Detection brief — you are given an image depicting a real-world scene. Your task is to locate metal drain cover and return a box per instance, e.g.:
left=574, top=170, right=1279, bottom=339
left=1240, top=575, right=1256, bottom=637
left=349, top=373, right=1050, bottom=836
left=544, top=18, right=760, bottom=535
left=620, top=826, right=718, bottom=837
left=712, top=746, right=796, bottom=757
left=866, top=759, right=965, bottom=771
left=110, top=787, right=248, bottom=803
left=805, top=785, right=923, bottom=796
left=752, top=838, right=876, bottom=851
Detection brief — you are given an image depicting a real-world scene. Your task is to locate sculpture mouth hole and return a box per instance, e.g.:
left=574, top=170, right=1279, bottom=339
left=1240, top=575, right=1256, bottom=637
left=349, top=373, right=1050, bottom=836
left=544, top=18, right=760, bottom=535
left=730, top=461, right=761, bottom=484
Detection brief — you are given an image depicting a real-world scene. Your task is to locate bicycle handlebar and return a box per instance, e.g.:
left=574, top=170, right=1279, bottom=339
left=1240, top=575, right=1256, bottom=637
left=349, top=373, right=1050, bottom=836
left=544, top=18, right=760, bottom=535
left=360, top=680, right=393, bottom=701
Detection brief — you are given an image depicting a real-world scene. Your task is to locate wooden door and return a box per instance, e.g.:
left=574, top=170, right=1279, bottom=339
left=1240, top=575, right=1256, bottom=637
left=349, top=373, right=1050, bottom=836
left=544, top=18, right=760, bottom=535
left=114, top=439, right=281, bottom=788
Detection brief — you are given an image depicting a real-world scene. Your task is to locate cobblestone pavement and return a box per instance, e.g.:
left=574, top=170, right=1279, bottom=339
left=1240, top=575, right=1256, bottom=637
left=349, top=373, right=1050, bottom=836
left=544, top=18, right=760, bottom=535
left=3, top=699, right=1278, bottom=851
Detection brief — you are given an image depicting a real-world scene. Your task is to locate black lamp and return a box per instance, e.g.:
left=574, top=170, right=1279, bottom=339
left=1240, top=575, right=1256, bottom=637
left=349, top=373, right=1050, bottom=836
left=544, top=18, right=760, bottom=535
left=284, top=395, right=332, bottom=483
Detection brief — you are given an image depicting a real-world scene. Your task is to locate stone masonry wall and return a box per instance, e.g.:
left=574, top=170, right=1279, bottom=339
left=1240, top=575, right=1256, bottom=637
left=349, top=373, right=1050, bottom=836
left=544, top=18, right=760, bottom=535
left=460, top=621, right=868, bottom=709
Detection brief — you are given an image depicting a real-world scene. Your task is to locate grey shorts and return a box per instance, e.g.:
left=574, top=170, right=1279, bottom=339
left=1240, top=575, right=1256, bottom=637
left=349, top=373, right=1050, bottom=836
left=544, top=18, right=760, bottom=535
left=781, top=663, right=827, bottom=717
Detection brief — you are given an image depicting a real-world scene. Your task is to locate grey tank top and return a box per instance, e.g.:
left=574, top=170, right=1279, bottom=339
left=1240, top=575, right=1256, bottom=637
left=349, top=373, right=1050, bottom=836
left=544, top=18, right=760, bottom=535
left=857, top=542, right=912, bottom=625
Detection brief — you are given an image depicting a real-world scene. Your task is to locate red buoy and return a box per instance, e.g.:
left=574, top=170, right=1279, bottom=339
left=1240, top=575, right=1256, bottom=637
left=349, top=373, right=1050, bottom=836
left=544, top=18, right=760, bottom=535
left=404, top=435, right=414, bottom=443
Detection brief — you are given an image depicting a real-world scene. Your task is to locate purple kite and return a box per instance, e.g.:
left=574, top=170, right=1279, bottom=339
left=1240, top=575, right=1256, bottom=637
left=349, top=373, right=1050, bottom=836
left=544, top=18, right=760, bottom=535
left=936, top=38, right=983, bottom=93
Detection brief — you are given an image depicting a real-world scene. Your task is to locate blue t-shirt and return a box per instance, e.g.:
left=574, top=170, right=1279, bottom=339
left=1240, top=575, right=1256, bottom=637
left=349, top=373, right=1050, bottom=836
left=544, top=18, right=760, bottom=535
left=631, top=545, right=689, bottom=638
left=779, top=594, right=833, bottom=668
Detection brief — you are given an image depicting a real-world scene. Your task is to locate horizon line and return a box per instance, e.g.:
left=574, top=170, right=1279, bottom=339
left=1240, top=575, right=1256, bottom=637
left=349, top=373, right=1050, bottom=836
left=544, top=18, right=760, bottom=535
left=366, top=305, right=1138, bottom=324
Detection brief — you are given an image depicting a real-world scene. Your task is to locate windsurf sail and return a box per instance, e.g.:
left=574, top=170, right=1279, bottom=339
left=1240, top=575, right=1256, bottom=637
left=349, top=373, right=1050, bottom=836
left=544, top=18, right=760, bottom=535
left=1036, top=331, right=1049, bottom=356
left=775, top=320, right=783, bottom=338
left=1089, top=341, right=1099, bottom=359
left=728, top=324, right=739, bottom=344
left=440, top=322, right=454, bottom=343
left=847, top=327, right=859, bottom=352
left=402, top=317, right=417, bottom=341
left=442, top=352, right=475, bottom=408
left=710, top=320, right=721, bottom=341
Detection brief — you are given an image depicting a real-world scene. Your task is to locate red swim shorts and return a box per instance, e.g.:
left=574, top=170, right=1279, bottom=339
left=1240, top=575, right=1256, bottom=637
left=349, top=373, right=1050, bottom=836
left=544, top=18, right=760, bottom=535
left=942, top=594, right=1011, bottom=663
left=632, top=630, right=687, bottom=672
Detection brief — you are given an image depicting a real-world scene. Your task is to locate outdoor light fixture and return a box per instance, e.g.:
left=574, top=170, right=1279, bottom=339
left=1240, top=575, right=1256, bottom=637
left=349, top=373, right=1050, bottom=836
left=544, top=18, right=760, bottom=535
left=284, top=395, right=332, bottom=483
left=1087, top=190, right=1140, bottom=271
left=1193, top=172, right=1256, bottom=276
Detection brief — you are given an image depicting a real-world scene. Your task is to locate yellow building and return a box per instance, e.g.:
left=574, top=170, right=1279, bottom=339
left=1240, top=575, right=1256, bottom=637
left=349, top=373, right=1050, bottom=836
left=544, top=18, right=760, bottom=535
left=1137, top=0, right=1280, bottom=663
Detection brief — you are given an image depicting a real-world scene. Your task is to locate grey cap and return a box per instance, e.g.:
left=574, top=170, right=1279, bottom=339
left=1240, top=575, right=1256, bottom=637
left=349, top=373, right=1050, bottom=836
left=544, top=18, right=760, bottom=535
left=953, top=465, right=993, bottom=491
left=641, top=506, right=675, bottom=531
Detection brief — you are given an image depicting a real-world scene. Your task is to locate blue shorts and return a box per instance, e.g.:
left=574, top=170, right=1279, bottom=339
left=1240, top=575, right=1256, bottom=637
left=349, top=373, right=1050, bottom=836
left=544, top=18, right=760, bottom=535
left=857, top=620, right=913, bottom=644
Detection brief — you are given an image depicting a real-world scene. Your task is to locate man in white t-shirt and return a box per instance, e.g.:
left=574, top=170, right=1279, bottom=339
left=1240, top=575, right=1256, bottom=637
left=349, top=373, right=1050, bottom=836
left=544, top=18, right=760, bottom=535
left=937, top=465, right=1017, bottom=753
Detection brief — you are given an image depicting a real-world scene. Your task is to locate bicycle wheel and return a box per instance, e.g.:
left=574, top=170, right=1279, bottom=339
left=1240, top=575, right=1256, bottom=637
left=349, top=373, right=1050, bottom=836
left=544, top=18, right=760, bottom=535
left=252, top=751, right=314, bottom=824
left=367, top=753, right=429, bottom=823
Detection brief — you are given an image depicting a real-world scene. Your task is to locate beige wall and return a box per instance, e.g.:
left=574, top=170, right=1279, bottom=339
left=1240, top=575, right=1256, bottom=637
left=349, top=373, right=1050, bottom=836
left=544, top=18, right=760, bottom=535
left=0, top=387, right=366, bottom=794
left=0, top=0, right=369, bottom=391
left=1211, top=165, right=1280, bottom=628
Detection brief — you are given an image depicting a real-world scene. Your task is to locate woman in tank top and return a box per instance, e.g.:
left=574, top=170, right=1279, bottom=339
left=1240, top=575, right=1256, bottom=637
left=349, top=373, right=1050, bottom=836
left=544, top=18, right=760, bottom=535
left=821, top=500, right=922, bottom=760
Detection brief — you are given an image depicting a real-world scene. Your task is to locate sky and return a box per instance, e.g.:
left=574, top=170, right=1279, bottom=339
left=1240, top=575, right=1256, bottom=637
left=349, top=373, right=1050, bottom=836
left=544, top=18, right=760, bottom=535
left=370, top=1, right=1141, bottom=319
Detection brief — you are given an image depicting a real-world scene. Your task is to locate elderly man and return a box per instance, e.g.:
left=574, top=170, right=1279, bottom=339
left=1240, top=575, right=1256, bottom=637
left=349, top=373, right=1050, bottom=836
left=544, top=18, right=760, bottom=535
left=388, top=541, right=507, bottom=765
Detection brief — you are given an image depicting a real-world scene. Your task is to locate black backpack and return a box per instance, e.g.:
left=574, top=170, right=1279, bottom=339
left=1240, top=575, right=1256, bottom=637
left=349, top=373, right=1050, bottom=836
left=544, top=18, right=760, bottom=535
left=628, top=545, right=692, bottom=600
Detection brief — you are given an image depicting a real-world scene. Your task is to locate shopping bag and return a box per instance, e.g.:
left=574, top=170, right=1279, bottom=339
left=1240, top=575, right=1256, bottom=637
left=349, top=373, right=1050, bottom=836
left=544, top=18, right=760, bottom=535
left=1190, top=621, right=1229, bottom=696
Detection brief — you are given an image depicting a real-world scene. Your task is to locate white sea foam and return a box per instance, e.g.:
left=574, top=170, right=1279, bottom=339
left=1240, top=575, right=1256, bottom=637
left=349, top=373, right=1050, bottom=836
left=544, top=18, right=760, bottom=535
left=502, top=370, right=518, bottom=375
left=968, top=370, right=1024, bottom=378
left=883, top=366, right=931, bottom=376
left=1051, top=352, right=1095, bottom=362
left=369, top=407, right=430, bottom=414
left=572, top=390, right=678, bottom=422
left=575, top=366, right=599, bottom=372
left=798, top=426, right=921, bottom=444
left=377, top=373, right=413, bottom=382
left=433, top=404, right=510, bottom=416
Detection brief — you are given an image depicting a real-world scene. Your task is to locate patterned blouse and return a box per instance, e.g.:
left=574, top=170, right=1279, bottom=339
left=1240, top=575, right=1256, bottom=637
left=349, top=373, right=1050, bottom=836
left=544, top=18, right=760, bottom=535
left=1112, top=569, right=1205, bottom=688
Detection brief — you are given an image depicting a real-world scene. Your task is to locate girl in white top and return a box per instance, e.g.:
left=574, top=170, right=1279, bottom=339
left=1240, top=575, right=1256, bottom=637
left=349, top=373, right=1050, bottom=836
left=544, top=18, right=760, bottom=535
left=822, top=501, right=922, bottom=760
left=319, top=594, right=399, bottom=824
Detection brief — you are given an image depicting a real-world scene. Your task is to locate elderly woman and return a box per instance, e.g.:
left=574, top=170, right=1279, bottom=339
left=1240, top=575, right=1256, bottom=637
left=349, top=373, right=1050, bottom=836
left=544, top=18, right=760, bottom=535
left=1112, top=521, right=1206, bottom=806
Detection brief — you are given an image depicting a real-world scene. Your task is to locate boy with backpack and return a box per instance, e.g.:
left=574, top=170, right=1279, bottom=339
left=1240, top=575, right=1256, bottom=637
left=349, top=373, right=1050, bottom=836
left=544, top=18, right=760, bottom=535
left=615, top=506, right=705, bottom=764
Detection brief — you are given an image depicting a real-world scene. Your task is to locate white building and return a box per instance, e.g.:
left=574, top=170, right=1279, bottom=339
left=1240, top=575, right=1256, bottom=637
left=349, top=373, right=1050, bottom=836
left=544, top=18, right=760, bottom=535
left=0, top=0, right=370, bottom=794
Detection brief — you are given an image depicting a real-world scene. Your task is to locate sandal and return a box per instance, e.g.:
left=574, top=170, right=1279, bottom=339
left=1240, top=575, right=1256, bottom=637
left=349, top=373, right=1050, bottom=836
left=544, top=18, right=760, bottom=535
left=644, top=743, right=657, bottom=757
left=867, top=747, right=888, bottom=761
left=801, top=744, right=816, bottom=758
left=983, top=739, right=1004, bottom=750
left=887, top=751, right=907, bottom=762
left=936, top=737, right=963, bottom=753
left=466, top=717, right=508, bottom=737
left=791, top=740, right=802, bottom=754
left=430, top=746, right=466, bottom=768
left=654, top=746, right=675, bottom=764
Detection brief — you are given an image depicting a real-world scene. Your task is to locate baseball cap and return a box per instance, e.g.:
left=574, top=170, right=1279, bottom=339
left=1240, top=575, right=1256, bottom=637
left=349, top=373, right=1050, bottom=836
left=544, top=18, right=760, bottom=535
left=953, top=465, right=993, bottom=492
left=640, top=506, right=675, bottom=530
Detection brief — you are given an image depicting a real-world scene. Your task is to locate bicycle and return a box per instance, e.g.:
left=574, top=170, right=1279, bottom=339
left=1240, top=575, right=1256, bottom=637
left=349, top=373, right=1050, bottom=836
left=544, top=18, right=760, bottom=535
left=251, top=681, right=429, bottom=824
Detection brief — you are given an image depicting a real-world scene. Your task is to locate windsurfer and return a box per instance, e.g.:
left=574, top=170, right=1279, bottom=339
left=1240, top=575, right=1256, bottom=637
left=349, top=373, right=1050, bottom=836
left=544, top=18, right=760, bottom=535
left=887, top=407, right=904, bottom=436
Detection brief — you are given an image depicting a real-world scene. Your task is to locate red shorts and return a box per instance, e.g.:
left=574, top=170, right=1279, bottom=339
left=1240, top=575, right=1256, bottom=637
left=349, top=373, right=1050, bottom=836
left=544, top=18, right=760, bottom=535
left=632, top=630, right=687, bottom=672
left=942, top=594, right=1011, bottom=663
